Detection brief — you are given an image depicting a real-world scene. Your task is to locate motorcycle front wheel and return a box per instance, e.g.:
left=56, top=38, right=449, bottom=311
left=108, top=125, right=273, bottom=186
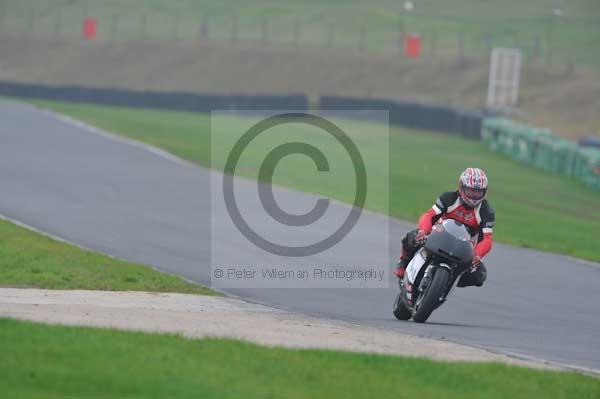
left=412, top=267, right=450, bottom=323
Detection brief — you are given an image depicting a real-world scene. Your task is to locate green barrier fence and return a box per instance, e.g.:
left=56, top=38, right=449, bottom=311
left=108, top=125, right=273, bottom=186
left=578, top=149, right=600, bottom=190
left=482, top=118, right=600, bottom=190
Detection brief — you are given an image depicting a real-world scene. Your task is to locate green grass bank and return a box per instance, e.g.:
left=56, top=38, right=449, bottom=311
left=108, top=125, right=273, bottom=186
left=0, top=217, right=214, bottom=294
left=1, top=318, right=598, bottom=399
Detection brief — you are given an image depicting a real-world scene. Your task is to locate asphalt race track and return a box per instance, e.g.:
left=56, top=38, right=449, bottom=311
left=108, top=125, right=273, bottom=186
left=1, top=99, right=599, bottom=371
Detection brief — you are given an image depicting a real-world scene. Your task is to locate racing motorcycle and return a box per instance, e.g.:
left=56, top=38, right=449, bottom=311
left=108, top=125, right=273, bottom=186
left=393, top=219, right=474, bottom=323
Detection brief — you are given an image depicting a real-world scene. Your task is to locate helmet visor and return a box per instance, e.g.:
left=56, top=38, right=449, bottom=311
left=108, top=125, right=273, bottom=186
left=462, top=187, right=486, bottom=201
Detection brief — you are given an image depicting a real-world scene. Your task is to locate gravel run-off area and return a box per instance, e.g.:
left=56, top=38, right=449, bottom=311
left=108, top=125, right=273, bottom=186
left=0, top=288, right=557, bottom=370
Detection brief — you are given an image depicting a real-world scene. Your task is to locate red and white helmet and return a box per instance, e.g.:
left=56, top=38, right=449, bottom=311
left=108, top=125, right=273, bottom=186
left=458, top=168, right=488, bottom=208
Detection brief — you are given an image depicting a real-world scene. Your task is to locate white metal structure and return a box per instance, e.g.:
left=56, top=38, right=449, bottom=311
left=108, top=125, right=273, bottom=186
left=486, top=48, right=522, bottom=109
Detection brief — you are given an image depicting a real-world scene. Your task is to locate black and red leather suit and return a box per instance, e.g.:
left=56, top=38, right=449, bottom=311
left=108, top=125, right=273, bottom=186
left=400, top=190, right=495, bottom=287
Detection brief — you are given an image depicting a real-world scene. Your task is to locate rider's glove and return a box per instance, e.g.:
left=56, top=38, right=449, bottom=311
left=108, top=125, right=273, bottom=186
left=415, top=230, right=427, bottom=246
left=472, top=255, right=482, bottom=269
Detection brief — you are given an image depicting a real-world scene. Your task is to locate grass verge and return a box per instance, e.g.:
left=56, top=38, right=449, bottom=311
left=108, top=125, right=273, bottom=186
left=0, top=218, right=215, bottom=295
left=28, top=99, right=600, bottom=261
left=1, top=318, right=598, bottom=399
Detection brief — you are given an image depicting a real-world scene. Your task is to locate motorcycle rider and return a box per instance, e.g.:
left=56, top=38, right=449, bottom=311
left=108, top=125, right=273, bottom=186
left=393, top=168, right=495, bottom=287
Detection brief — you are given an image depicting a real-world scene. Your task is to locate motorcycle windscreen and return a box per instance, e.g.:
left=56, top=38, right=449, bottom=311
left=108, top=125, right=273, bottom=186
left=405, top=249, right=427, bottom=284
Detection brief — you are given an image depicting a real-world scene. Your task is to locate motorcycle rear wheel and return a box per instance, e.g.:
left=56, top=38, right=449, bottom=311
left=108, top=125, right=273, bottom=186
left=393, top=293, right=412, bottom=320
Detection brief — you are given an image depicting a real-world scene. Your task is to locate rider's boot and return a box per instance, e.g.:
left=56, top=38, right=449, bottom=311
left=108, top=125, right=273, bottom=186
left=393, top=249, right=410, bottom=279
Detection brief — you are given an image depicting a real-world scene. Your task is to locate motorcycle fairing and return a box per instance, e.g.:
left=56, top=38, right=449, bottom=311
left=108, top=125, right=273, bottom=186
left=405, top=248, right=427, bottom=284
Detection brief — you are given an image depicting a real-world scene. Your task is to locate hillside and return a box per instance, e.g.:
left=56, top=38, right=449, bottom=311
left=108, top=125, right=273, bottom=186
left=1, top=34, right=598, bottom=139
left=3, top=0, right=599, bottom=68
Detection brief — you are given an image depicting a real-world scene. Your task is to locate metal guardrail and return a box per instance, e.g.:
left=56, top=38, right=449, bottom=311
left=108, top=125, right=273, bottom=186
left=0, top=81, right=488, bottom=139
left=0, top=81, right=309, bottom=112
left=319, top=95, right=489, bottom=140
